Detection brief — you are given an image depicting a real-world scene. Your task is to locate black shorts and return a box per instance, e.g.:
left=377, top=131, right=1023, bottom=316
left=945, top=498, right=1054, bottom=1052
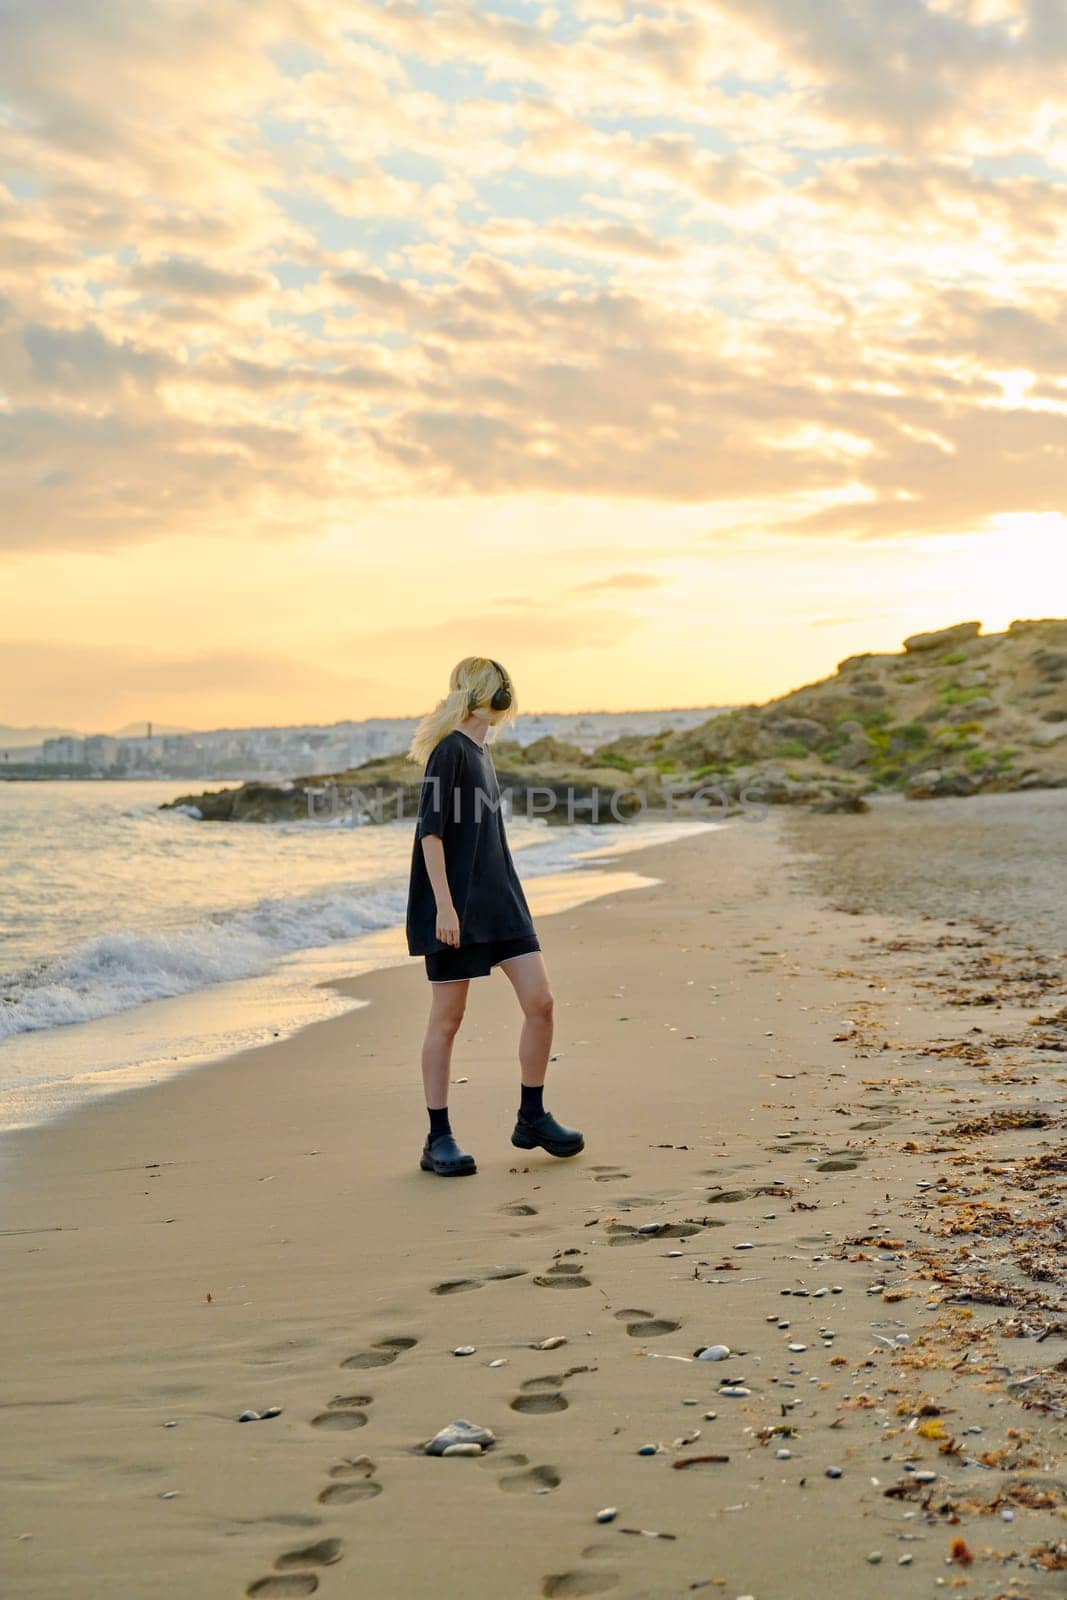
left=425, top=934, right=541, bottom=983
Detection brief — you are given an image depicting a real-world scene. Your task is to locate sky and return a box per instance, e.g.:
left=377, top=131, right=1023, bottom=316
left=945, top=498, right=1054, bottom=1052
left=1, top=0, right=1065, bottom=732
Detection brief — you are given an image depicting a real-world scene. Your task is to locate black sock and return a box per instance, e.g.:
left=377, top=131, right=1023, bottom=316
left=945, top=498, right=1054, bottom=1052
left=519, top=1082, right=544, bottom=1119
left=428, top=1106, right=451, bottom=1140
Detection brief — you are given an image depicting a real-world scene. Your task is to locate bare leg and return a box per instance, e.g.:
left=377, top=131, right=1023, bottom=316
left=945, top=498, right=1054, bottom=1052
left=498, top=951, right=554, bottom=1088
left=421, top=980, right=469, bottom=1108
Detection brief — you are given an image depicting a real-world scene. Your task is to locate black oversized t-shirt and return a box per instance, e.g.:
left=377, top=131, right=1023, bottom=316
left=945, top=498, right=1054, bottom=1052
left=405, top=729, right=537, bottom=956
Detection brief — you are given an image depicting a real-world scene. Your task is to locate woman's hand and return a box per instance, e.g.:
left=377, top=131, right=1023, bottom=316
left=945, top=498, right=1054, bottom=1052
left=435, top=902, right=460, bottom=947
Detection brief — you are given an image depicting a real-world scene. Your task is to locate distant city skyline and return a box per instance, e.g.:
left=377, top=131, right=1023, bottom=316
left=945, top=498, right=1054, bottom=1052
left=2, top=3, right=1063, bottom=727
left=0, top=702, right=727, bottom=744
left=3, top=705, right=729, bottom=780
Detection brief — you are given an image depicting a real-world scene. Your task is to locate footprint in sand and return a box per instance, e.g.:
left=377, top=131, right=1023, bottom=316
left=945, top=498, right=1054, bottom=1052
left=340, top=1336, right=417, bottom=1370
left=247, top=1577, right=319, bottom=1597
left=317, top=1481, right=382, bottom=1505
left=430, top=1264, right=529, bottom=1294
left=317, top=1457, right=383, bottom=1506
left=499, top=1202, right=539, bottom=1216
left=542, top=1573, right=619, bottom=1597
left=815, top=1150, right=867, bottom=1172
left=604, top=1221, right=701, bottom=1245
left=237, top=1514, right=320, bottom=1531
left=499, top=1463, right=562, bottom=1492
left=273, top=1539, right=342, bottom=1570
left=533, top=1261, right=591, bottom=1289
left=509, top=1365, right=593, bottom=1413
left=511, top=1389, right=568, bottom=1414
left=614, top=1308, right=681, bottom=1338
left=310, top=1395, right=371, bottom=1431
left=590, top=1166, right=630, bottom=1183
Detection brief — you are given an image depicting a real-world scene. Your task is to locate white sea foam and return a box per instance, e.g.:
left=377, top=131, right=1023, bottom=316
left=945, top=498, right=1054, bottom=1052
left=0, top=780, right=715, bottom=1048
left=0, top=883, right=409, bottom=1040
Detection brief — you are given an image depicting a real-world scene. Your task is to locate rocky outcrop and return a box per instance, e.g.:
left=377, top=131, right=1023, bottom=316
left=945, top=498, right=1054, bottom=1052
left=165, top=781, right=310, bottom=822
left=162, top=619, right=1067, bottom=823
left=903, top=621, right=982, bottom=654
left=904, top=768, right=978, bottom=799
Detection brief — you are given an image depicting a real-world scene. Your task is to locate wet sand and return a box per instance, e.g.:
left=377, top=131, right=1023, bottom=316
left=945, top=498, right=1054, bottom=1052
left=1, top=802, right=1063, bottom=1599
left=784, top=788, right=1067, bottom=946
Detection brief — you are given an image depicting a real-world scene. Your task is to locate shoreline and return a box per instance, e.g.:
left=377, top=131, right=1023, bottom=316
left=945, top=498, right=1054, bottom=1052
left=1, top=805, right=1063, bottom=1599
left=0, top=816, right=715, bottom=1138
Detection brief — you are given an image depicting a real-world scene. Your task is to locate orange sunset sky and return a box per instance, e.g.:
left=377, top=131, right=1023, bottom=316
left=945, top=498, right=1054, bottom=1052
left=1, top=0, right=1065, bottom=731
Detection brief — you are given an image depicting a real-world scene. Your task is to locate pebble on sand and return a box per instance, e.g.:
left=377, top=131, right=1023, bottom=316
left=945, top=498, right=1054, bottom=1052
left=442, top=1442, right=483, bottom=1456
left=534, top=1336, right=567, bottom=1350
left=237, top=1410, right=261, bottom=1422
left=596, top=1508, right=618, bottom=1524
left=697, top=1345, right=731, bottom=1361
left=719, top=1386, right=751, bottom=1398
left=825, top=1466, right=843, bottom=1478
left=425, top=1420, right=496, bottom=1456
left=453, top=1346, right=476, bottom=1356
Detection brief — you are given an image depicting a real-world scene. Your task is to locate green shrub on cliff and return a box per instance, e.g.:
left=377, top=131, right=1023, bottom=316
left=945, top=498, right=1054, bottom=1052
left=938, top=680, right=986, bottom=707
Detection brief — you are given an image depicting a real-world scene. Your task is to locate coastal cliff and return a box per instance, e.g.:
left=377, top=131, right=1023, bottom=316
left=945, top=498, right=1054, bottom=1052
left=161, top=618, right=1067, bottom=823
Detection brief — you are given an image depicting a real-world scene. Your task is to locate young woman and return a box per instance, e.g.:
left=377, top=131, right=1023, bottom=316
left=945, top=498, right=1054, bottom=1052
left=405, top=657, right=584, bottom=1176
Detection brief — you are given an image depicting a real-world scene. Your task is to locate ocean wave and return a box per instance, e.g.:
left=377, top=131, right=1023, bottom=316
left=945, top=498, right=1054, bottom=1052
left=0, top=815, right=715, bottom=1042
left=0, top=882, right=408, bottom=1040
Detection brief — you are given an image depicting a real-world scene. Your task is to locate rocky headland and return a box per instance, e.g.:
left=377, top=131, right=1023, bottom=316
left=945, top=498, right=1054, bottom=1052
left=161, top=618, right=1067, bottom=824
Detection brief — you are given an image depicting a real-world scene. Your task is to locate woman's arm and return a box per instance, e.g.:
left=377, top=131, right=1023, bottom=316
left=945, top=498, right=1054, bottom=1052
left=421, top=834, right=460, bottom=946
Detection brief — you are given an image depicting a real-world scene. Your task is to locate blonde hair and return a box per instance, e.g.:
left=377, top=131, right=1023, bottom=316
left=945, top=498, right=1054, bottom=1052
left=408, top=657, right=518, bottom=767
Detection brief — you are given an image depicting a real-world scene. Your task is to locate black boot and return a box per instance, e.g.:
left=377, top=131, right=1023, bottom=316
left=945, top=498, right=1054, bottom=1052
left=511, top=1108, right=584, bottom=1158
left=420, top=1131, right=477, bottom=1176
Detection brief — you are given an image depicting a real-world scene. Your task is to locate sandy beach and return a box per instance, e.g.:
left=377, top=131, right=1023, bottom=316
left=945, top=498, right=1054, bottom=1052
left=2, top=802, right=1063, bottom=1600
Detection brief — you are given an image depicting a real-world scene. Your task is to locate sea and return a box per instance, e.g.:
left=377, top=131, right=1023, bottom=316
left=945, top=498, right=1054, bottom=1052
left=0, top=781, right=717, bottom=1134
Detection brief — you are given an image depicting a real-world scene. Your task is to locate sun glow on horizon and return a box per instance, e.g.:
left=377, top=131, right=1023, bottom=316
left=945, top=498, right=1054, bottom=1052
left=1, top=1, right=1063, bottom=730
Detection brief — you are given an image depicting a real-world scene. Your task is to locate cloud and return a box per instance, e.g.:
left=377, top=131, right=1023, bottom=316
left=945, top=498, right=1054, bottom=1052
left=543, top=218, right=687, bottom=260
left=332, top=269, right=424, bottom=317
left=800, top=156, right=1067, bottom=244
left=572, top=572, right=669, bottom=592
left=0, top=0, right=1061, bottom=563
left=18, top=321, right=171, bottom=392
left=129, top=256, right=271, bottom=301
left=706, top=0, right=1067, bottom=144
